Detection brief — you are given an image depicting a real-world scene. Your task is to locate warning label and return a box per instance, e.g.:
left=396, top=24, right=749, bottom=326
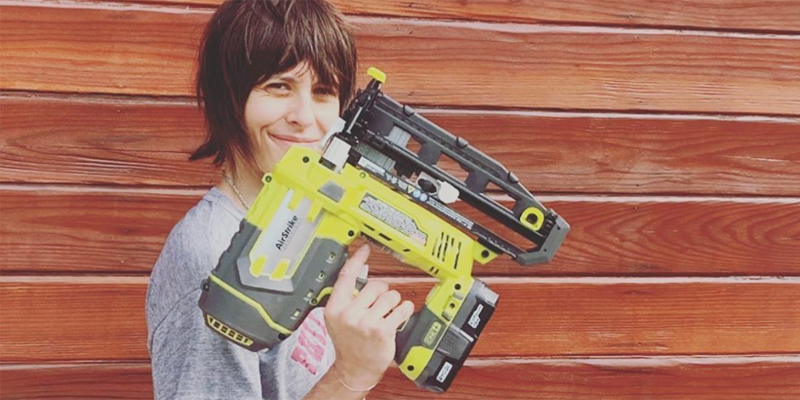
left=359, top=193, right=428, bottom=245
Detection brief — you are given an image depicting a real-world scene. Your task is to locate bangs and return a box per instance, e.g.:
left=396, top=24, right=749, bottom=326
left=246, top=0, right=357, bottom=103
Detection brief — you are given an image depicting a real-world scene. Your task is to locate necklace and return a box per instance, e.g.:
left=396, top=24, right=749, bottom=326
left=222, top=172, right=250, bottom=210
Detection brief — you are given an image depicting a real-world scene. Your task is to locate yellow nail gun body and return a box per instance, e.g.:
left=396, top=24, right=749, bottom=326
left=199, top=68, right=569, bottom=392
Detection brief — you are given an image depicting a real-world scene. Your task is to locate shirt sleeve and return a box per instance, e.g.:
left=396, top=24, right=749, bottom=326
left=149, top=287, right=264, bottom=400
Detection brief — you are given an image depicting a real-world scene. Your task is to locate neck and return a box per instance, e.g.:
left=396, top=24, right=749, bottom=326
left=219, top=162, right=264, bottom=211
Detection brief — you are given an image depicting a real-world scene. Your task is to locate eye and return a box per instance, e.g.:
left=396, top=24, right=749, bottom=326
left=314, top=86, right=337, bottom=97
left=265, top=82, right=290, bottom=92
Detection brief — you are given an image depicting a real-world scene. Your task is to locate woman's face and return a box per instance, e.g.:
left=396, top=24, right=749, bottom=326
left=243, top=61, right=341, bottom=174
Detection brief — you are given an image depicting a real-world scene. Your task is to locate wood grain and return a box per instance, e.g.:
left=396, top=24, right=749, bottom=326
left=123, top=0, right=800, bottom=33
left=335, top=0, right=800, bottom=34
left=2, top=276, right=800, bottom=362
left=4, top=1, right=800, bottom=398
left=0, top=96, right=216, bottom=187
left=4, top=96, right=800, bottom=195
left=2, top=5, right=800, bottom=114
left=0, top=364, right=154, bottom=400
left=374, top=356, right=800, bottom=400
left=3, top=357, right=800, bottom=399
left=0, top=189, right=198, bottom=274
left=2, top=188, right=799, bottom=276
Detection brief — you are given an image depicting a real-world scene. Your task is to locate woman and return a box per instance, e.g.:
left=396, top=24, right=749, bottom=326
left=145, top=1, right=414, bottom=399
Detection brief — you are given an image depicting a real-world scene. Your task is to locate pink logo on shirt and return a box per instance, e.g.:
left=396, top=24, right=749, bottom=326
left=290, top=311, right=328, bottom=375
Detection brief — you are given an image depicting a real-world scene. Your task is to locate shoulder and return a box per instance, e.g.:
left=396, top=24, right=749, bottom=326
left=153, top=187, right=243, bottom=284
left=146, top=188, right=245, bottom=349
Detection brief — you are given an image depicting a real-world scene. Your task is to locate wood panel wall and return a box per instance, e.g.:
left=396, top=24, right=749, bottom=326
left=1, top=0, right=799, bottom=398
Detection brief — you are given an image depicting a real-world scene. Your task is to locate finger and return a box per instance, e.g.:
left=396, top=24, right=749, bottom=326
left=363, top=290, right=401, bottom=321
left=327, top=244, right=370, bottom=310
left=384, top=300, right=415, bottom=330
left=350, top=280, right=389, bottom=312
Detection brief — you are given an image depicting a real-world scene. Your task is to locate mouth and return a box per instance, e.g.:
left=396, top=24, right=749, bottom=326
left=268, top=133, right=320, bottom=144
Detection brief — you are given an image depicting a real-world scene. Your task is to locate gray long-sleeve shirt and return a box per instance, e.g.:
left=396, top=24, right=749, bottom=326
left=146, top=187, right=336, bottom=400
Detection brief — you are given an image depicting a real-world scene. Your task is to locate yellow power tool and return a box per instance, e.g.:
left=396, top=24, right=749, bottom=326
left=199, top=68, right=569, bottom=392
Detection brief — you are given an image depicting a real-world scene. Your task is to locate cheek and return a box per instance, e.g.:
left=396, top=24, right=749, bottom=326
left=252, top=140, right=290, bottom=173
left=244, top=96, right=284, bottom=141
left=320, top=103, right=342, bottom=129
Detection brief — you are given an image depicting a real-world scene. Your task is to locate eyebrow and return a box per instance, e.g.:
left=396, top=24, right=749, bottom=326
left=270, top=75, right=336, bottom=89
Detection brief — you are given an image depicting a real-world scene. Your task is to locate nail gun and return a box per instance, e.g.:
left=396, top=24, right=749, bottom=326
left=198, top=67, right=569, bottom=392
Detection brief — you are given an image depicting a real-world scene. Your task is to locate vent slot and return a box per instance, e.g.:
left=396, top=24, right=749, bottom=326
left=206, top=314, right=254, bottom=347
left=431, top=233, right=463, bottom=272
left=453, top=241, right=462, bottom=270
left=432, top=232, right=457, bottom=263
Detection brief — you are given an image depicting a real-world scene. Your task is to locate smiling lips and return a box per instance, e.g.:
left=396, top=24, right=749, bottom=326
left=268, top=133, right=320, bottom=144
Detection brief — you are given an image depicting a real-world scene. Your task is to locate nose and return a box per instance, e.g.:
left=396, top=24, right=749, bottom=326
left=286, top=91, right=316, bottom=130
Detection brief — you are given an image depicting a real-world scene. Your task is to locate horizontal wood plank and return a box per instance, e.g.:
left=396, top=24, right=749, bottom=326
left=123, top=0, right=800, bottom=33
left=3, top=357, right=800, bottom=399
left=336, top=0, right=800, bottom=34
left=2, top=5, right=800, bottom=114
left=0, top=189, right=197, bottom=274
left=0, top=364, right=154, bottom=400
left=3, top=96, right=800, bottom=195
left=376, top=356, right=800, bottom=399
left=2, top=188, right=799, bottom=276
left=2, top=277, right=800, bottom=362
left=0, top=96, right=216, bottom=187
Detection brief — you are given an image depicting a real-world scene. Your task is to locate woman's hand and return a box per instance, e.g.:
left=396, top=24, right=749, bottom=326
left=323, top=244, right=415, bottom=390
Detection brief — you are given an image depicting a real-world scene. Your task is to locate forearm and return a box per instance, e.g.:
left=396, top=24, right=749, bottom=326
left=302, top=368, right=372, bottom=400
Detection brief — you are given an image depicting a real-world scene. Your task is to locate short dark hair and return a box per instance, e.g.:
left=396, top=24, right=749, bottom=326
left=190, top=0, right=358, bottom=175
